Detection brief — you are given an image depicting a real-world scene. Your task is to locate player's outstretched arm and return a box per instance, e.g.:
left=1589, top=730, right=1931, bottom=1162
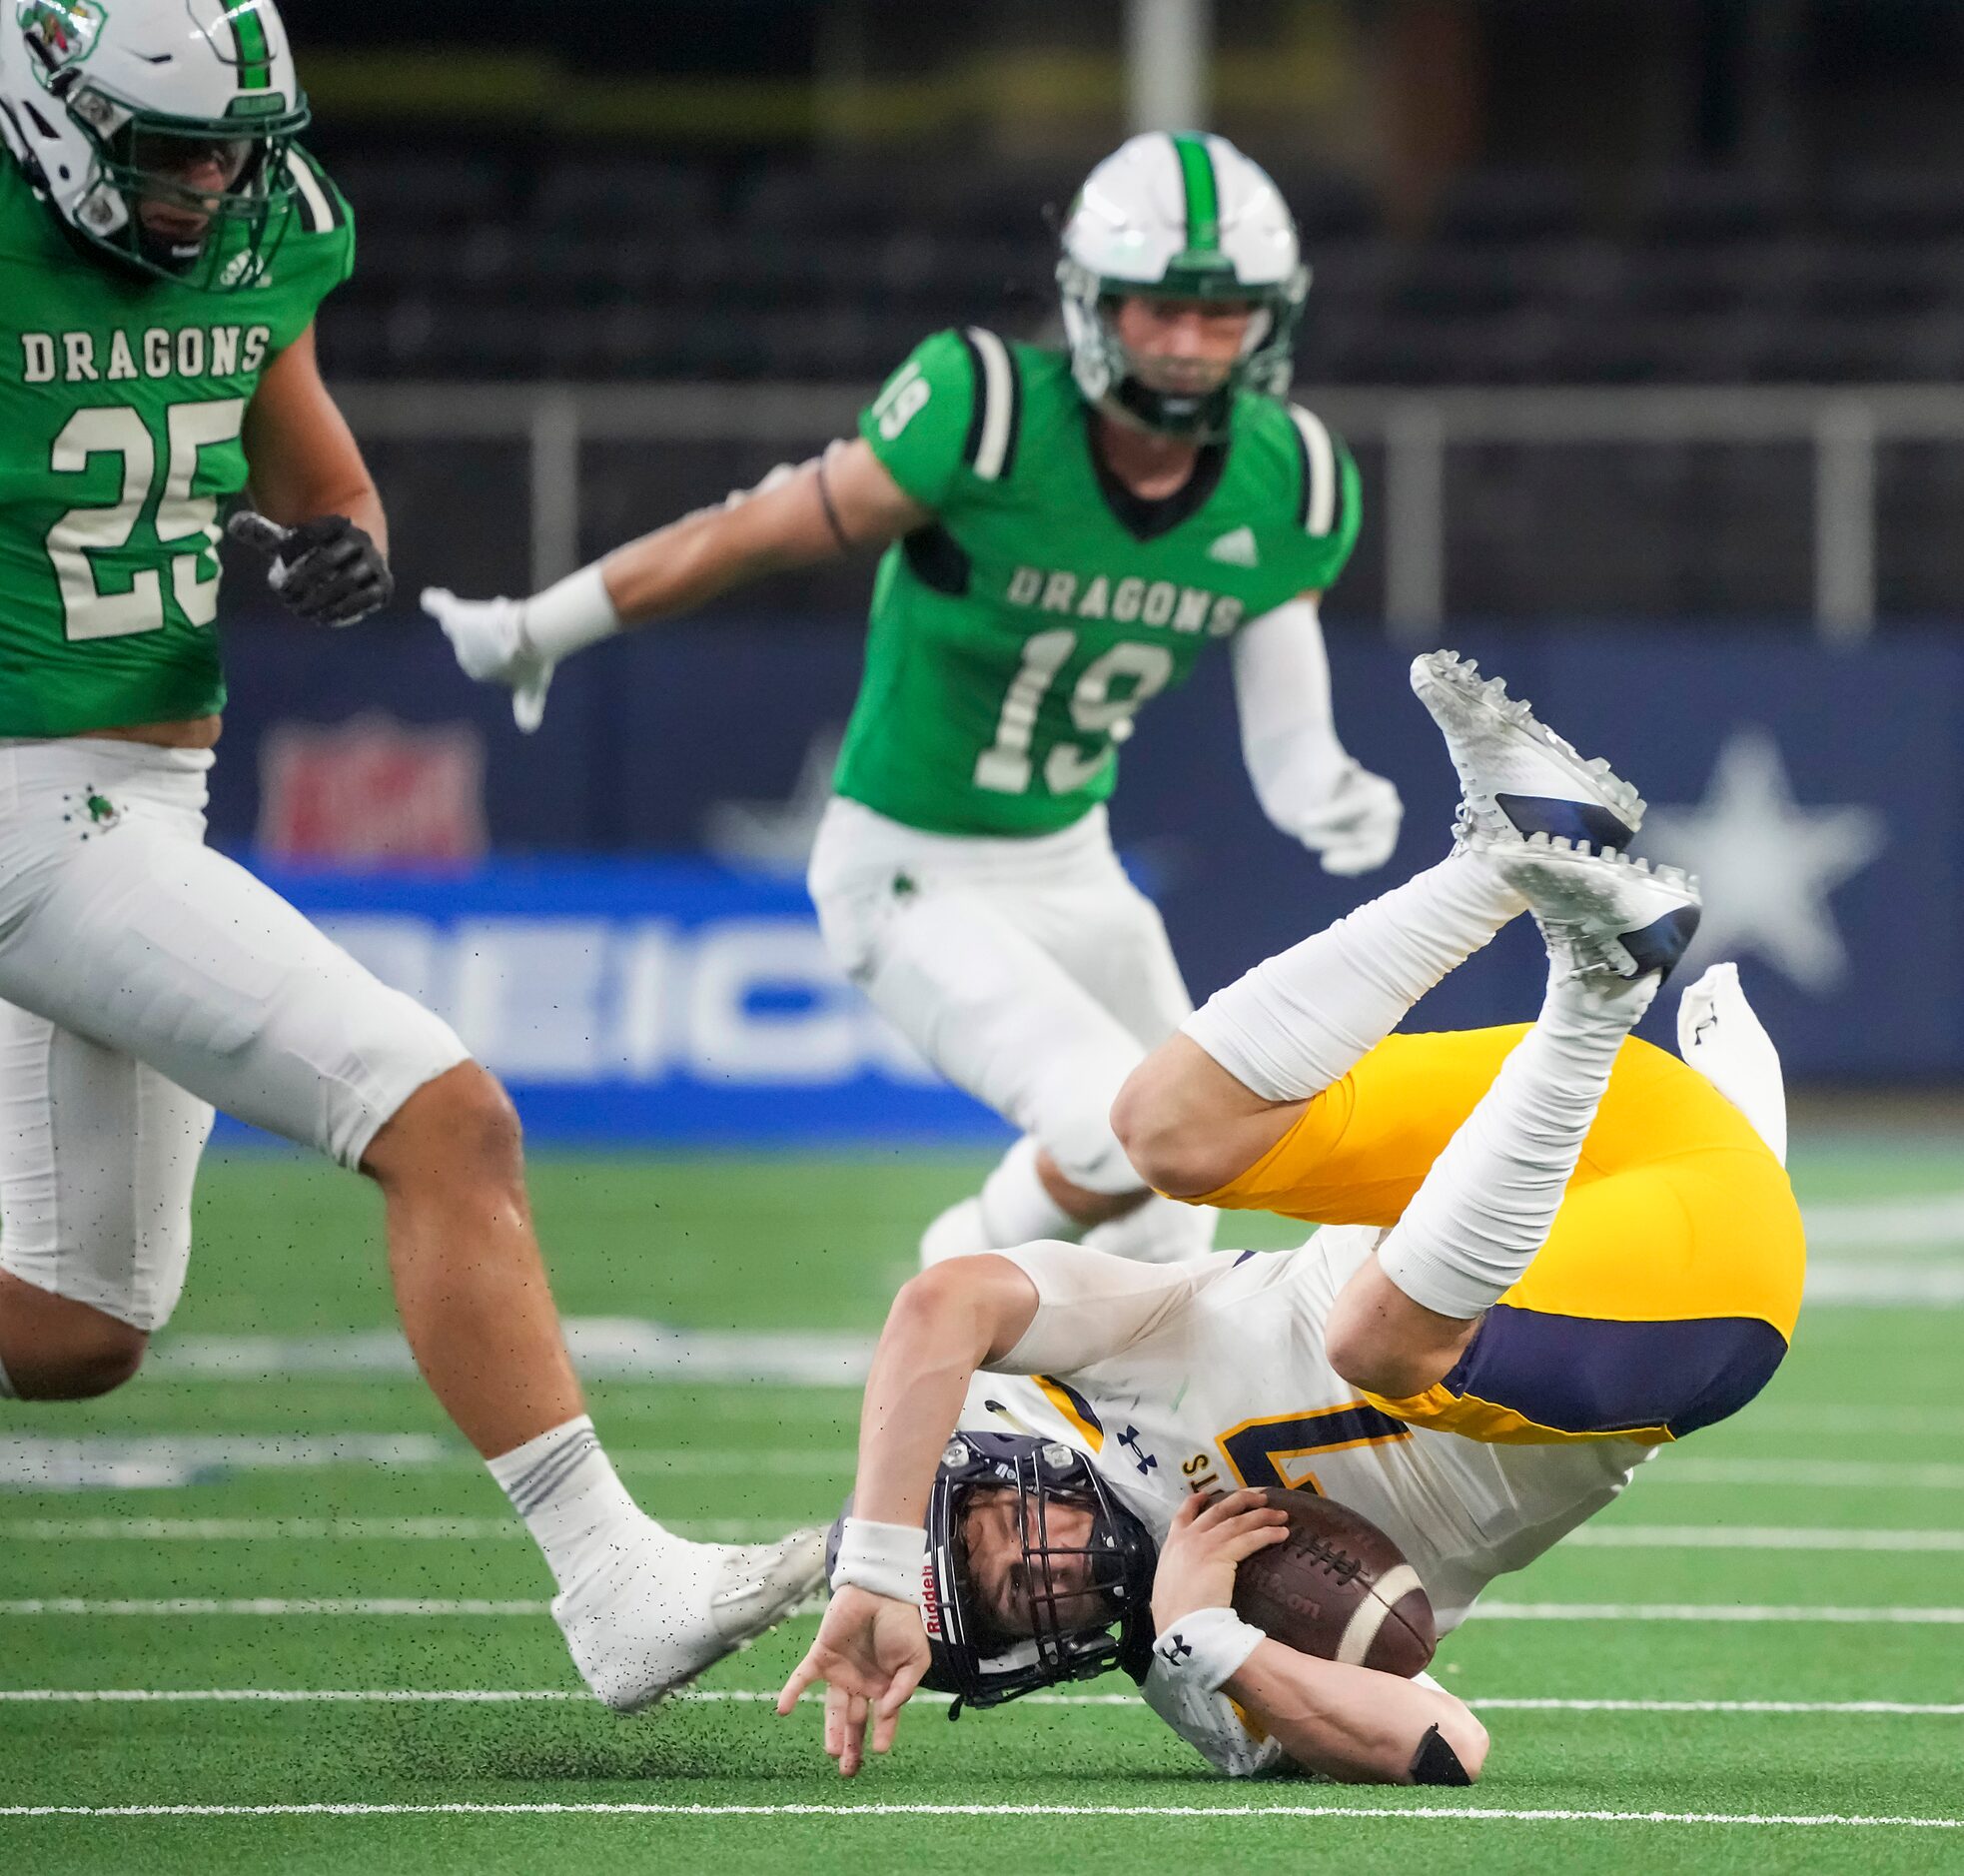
left=422, top=439, right=931, bottom=729
left=1225, top=1642, right=1487, bottom=1784
left=234, top=322, right=394, bottom=626
left=776, top=1253, right=1041, bottom=1773
left=1232, top=593, right=1403, bottom=877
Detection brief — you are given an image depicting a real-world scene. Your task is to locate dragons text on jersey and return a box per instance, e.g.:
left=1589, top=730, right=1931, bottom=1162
left=19, top=324, right=274, bottom=386
left=837, top=326, right=1362, bottom=837
left=0, top=147, right=353, bottom=738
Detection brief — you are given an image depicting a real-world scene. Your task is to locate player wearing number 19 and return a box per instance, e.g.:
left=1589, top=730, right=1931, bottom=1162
left=428, top=132, right=1402, bottom=1268
left=0, top=0, right=823, bottom=1715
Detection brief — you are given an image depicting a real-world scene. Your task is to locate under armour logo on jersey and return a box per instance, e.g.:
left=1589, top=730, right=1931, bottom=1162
left=1118, top=1426, right=1158, bottom=1475
left=1159, top=1632, right=1195, bottom=1664
left=1207, top=525, right=1260, bottom=568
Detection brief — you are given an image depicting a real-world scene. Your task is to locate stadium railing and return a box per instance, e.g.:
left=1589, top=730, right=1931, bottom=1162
left=332, top=381, right=1960, bottom=640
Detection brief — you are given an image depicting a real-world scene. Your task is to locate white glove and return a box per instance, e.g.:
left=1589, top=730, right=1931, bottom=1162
left=422, top=586, right=553, bottom=732
left=1293, top=761, right=1404, bottom=876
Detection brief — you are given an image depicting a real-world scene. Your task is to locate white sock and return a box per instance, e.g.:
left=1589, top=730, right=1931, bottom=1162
left=978, top=1136, right=1083, bottom=1246
left=1377, top=964, right=1658, bottom=1322
left=1183, top=851, right=1527, bottom=1102
left=1084, top=1194, right=1218, bottom=1265
left=487, top=1415, right=651, bottom=1594
left=0, top=1350, right=15, bottom=1399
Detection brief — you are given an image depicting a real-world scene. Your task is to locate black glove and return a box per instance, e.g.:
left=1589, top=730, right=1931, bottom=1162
left=228, top=508, right=395, bottom=626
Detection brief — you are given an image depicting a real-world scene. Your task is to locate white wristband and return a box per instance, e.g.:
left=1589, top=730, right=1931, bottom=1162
left=829, top=1516, right=926, bottom=1606
left=1151, top=1605, right=1266, bottom=1692
left=517, top=562, right=621, bottom=663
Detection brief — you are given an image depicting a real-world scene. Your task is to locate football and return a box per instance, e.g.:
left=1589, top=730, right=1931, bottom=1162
left=1231, top=1488, right=1437, bottom=1676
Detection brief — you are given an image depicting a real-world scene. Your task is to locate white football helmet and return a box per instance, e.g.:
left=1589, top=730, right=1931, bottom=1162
left=0, top=0, right=310, bottom=290
left=1058, top=131, right=1310, bottom=440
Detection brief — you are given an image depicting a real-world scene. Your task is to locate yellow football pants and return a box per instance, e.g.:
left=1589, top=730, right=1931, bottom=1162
left=1197, top=1027, right=1806, bottom=1444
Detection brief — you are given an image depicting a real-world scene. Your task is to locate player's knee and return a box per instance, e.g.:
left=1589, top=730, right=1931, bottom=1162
left=366, top=1061, right=525, bottom=1192
left=1111, top=1050, right=1237, bottom=1199
left=1324, top=1284, right=1440, bottom=1405
left=1429, top=1712, right=1488, bottom=1785
left=12, top=1320, right=148, bottom=1400
left=450, top=1065, right=524, bottom=1174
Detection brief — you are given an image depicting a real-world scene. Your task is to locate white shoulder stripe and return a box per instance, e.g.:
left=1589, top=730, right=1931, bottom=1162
left=285, top=151, right=334, bottom=235
left=1290, top=404, right=1338, bottom=537
left=966, top=327, right=1014, bottom=482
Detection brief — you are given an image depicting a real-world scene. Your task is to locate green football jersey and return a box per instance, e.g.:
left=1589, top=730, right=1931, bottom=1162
left=833, top=327, right=1362, bottom=838
left=0, top=149, right=354, bottom=738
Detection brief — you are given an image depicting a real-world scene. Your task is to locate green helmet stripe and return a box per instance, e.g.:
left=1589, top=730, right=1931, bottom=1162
left=225, top=1, right=273, bottom=90
left=1169, top=132, right=1220, bottom=255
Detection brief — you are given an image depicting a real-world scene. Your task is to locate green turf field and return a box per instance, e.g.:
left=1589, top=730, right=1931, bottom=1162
left=4, top=1139, right=1962, bottom=1873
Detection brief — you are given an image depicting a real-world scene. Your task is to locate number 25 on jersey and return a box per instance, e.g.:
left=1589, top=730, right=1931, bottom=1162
left=45, top=398, right=246, bottom=641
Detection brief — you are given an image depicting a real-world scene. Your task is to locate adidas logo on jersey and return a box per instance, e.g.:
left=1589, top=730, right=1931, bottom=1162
left=1207, top=526, right=1260, bottom=567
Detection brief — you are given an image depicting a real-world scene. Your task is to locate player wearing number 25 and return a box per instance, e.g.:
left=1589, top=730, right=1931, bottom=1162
left=428, top=133, right=1403, bottom=1272
left=0, top=2, right=825, bottom=1710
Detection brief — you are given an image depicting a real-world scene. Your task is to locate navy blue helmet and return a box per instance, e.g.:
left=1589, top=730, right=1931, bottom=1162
left=826, top=1428, right=1158, bottom=1714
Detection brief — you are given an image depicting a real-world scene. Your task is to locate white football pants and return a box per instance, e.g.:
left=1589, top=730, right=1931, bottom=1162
left=808, top=795, right=1194, bottom=1201
left=0, top=738, right=469, bottom=1332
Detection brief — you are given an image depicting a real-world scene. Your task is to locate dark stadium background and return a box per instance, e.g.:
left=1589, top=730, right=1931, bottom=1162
left=214, top=1, right=1964, bottom=1121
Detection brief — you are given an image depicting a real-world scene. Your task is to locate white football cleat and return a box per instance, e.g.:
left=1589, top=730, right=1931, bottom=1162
left=1486, top=833, right=1701, bottom=985
left=1677, top=962, right=1788, bottom=1165
left=1411, top=651, right=1644, bottom=851
left=554, top=1519, right=826, bottom=1714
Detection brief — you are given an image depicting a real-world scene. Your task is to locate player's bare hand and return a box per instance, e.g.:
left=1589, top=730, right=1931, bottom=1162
left=1296, top=761, right=1403, bottom=876
left=776, top=1584, right=930, bottom=1777
left=421, top=586, right=553, bottom=732
left=1151, top=1488, right=1290, bottom=1630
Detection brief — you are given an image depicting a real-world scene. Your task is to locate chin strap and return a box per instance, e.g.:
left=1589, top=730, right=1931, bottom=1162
left=1409, top=1723, right=1473, bottom=1787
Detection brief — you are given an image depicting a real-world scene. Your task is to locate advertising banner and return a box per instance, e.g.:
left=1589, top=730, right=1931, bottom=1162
left=213, top=617, right=1957, bottom=1139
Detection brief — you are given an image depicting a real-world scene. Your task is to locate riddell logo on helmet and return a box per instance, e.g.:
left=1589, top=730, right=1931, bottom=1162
left=920, top=1560, right=943, bottom=1639
left=19, top=0, right=105, bottom=75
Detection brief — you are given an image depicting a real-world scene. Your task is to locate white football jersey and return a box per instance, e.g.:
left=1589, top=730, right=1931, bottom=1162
left=959, top=1230, right=1653, bottom=1774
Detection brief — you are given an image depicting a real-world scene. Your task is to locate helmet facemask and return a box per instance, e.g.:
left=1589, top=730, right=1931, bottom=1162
left=58, top=81, right=307, bottom=290
left=1058, top=258, right=1308, bottom=443
left=825, top=1430, right=1158, bottom=1718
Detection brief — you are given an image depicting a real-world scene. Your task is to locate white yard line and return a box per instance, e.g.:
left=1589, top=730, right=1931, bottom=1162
left=6, top=1598, right=1964, bottom=1624
left=1745, top=1405, right=1964, bottom=1434
left=1567, top=1525, right=1964, bottom=1552
left=0, top=1599, right=551, bottom=1616
left=0, top=1518, right=777, bottom=1543
left=11, top=1519, right=1961, bottom=1554
left=1802, top=1191, right=1964, bottom=1251
left=0, top=1435, right=852, bottom=1485
left=9, top=1444, right=1961, bottom=1491
left=1647, top=1458, right=1964, bottom=1489
left=1473, top=1602, right=1964, bottom=1624
left=2, top=1801, right=1959, bottom=1827
left=3, top=1689, right=1962, bottom=1717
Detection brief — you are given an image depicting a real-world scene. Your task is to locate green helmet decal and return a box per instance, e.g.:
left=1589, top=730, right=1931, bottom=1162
left=17, top=0, right=106, bottom=81
left=220, top=0, right=272, bottom=91
left=1169, top=131, right=1220, bottom=257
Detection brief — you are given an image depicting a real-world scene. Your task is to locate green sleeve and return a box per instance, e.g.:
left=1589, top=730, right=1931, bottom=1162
left=1298, top=431, right=1363, bottom=593
left=857, top=329, right=978, bottom=512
